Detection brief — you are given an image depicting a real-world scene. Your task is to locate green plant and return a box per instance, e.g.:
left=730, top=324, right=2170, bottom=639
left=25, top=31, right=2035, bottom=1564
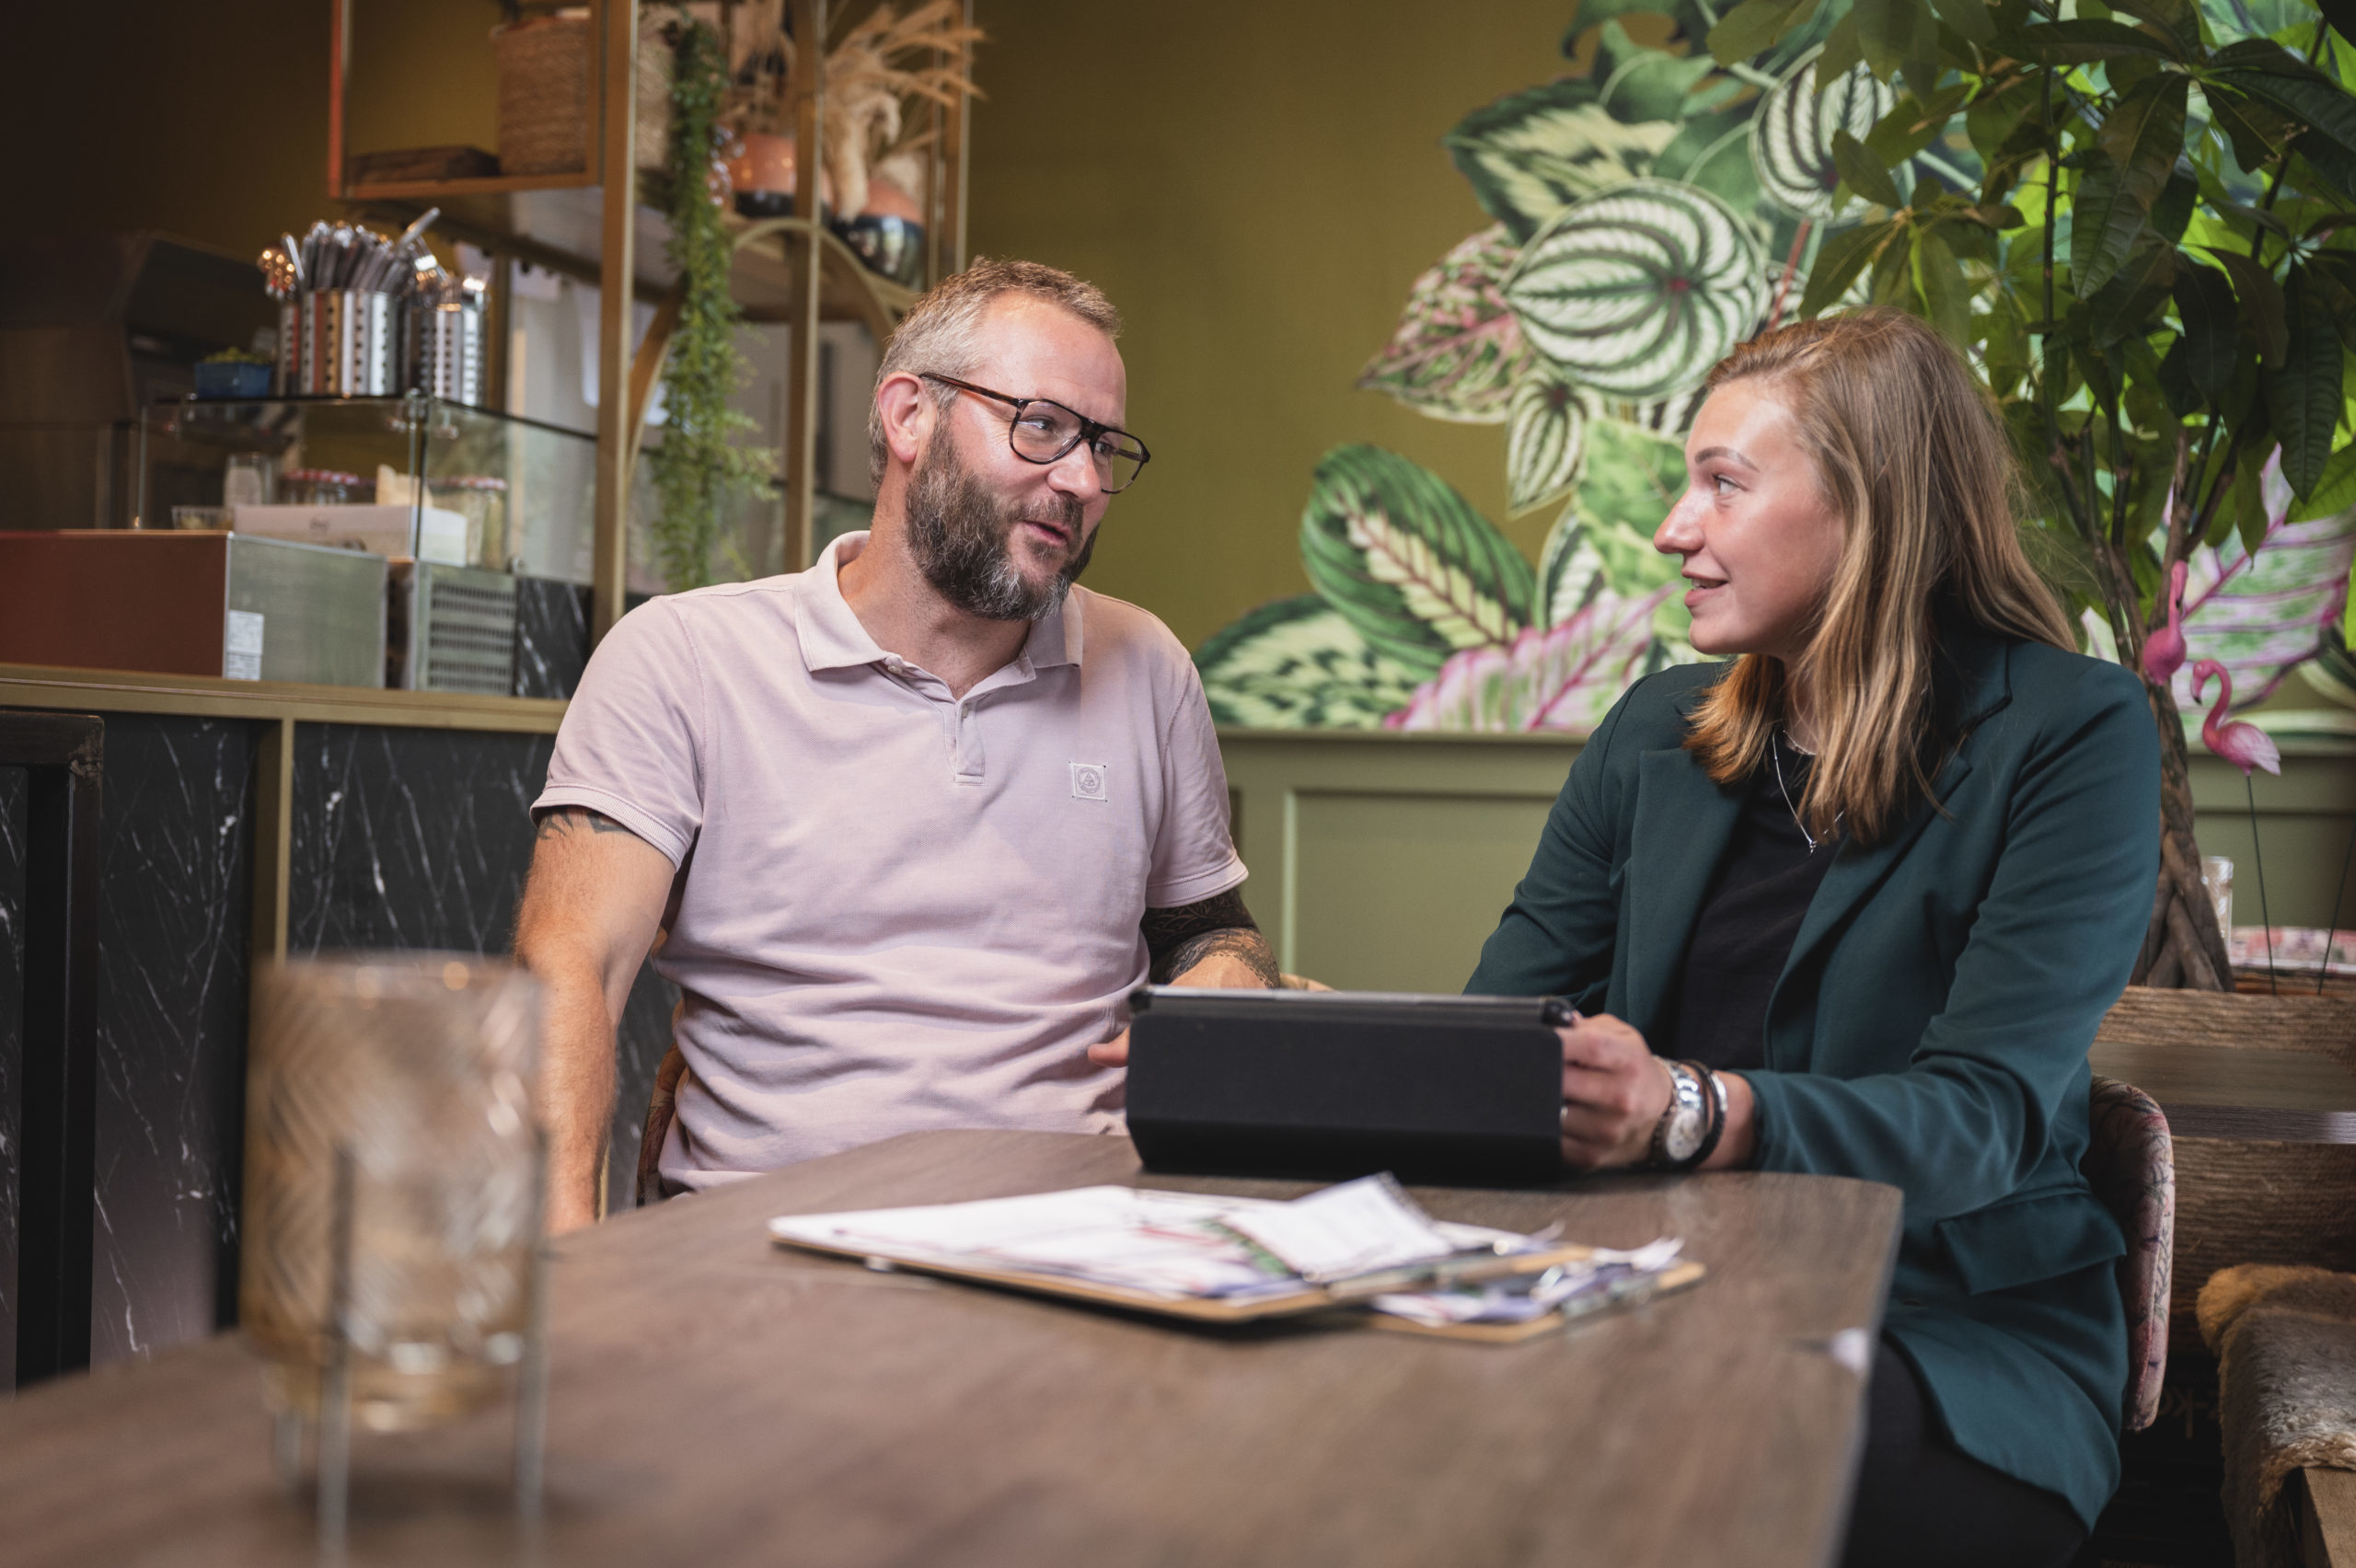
left=1708, top=0, right=2356, bottom=985
left=645, top=10, right=774, bottom=594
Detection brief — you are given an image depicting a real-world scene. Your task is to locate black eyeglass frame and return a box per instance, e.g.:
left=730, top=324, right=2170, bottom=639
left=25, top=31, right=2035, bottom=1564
left=919, top=373, right=1152, bottom=492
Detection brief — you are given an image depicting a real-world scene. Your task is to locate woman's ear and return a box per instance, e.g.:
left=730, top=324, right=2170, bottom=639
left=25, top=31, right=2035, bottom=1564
left=875, top=372, right=931, bottom=472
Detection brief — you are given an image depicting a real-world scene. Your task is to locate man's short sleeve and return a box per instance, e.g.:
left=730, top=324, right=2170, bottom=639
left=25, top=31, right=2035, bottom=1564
left=533, top=599, right=704, bottom=866
left=1147, top=663, right=1248, bottom=907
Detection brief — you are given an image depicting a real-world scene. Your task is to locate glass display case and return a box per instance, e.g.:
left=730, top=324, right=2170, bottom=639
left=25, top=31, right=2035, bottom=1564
left=136, top=394, right=595, bottom=585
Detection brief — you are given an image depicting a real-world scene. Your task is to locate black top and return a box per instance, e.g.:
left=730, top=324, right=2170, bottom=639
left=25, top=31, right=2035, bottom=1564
left=1655, top=738, right=1839, bottom=1071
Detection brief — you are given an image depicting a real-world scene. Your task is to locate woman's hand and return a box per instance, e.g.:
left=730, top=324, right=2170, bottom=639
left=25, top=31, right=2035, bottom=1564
left=1556, top=1013, right=1674, bottom=1170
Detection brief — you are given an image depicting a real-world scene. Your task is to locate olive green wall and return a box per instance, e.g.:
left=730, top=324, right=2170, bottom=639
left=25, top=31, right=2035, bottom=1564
left=964, top=0, right=1581, bottom=651
left=1, top=0, right=327, bottom=255
left=1224, top=733, right=2356, bottom=994
left=0, top=1, right=502, bottom=259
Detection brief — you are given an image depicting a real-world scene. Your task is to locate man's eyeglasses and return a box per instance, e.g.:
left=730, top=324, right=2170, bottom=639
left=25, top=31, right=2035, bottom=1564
left=921, top=374, right=1151, bottom=494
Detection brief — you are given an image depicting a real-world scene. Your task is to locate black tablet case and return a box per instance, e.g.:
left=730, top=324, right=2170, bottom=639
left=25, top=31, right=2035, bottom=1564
left=1125, top=988, right=1565, bottom=1184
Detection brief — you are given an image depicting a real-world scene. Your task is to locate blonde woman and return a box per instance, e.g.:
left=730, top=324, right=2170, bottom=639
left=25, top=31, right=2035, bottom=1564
left=1471, top=309, right=2156, bottom=1566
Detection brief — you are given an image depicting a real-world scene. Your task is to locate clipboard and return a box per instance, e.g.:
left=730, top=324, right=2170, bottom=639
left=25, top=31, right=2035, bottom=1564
left=768, top=1221, right=1593, bottom=1322
left=768, top=1223, right=1704, bottom=1339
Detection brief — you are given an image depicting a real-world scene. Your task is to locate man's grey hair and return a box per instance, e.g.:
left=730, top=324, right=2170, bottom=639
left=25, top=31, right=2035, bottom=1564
left=867, top=257, right=1123, bottom=488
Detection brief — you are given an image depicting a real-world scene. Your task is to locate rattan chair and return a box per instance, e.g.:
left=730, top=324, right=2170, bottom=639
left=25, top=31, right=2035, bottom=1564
left=2085, top=1074, right=2177, bottom=1432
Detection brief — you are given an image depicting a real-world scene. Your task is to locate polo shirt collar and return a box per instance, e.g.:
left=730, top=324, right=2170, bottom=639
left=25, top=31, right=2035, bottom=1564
left=796, top=530, right=1086, bottom=674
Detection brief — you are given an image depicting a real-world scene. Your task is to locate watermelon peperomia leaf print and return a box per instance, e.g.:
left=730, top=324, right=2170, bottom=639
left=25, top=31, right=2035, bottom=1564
left=1385, top=580, right=1680, bottom=733
left=1506, top=371, right=1590, bottom=516
left=1535, top=505, right=1604, bottom=628
left=1299, top=444, right=1536, bottom=677
left=2175, top=452, right=2356, bottom=713
left=1445, top=80, right=1681, bottom=243
left=1542, top=418, right=1697, bottom=653
left=1591, top=18, right=1728, bottom=124
left=1195, top=594, right=1426, bottom=730
left=1568, top=417, right=1690, bottom=553
left=1750, top=46, right=1897, bottom=222
left=1354, top=226, right=1534, bottom=424
left=1502, top=179, right=1769, bottom=400
left=1535, top=498, right=1694, bottom=659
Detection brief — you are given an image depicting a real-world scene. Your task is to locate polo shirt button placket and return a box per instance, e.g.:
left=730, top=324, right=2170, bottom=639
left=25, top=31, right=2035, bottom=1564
left=953, top=697, right=986, bottom=785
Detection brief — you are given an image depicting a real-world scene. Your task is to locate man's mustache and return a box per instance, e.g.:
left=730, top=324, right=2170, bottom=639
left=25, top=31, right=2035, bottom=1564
left=1012, top=493, right=1086, bottom=537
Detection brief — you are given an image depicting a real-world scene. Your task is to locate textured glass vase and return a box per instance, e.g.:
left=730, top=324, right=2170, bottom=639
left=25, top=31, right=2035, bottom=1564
left=243, top=953, right=543, bottom=1433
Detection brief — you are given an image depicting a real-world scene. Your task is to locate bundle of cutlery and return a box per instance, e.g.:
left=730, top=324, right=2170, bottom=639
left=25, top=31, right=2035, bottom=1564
left=257, top=210, right=459, bottom=397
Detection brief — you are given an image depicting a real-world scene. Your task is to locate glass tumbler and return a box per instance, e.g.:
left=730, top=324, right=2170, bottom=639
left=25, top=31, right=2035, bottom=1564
left=2201, top=855, right=2235, bottom=941
left=224, top=452, right=278, bottom=509
left=242, top=953, right=543, bottom=1433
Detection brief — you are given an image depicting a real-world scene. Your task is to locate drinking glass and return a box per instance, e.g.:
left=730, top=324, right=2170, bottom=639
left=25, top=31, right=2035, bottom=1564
left=2201, top=855, right=2235, bottom=942
left=224, top=453, right=277, bottom=508
left=242, top=953, right=543, bottom=1434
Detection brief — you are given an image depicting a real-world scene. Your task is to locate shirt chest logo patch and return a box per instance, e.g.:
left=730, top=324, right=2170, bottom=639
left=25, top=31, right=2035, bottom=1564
left=1069, top=762, right=1110, bottom=802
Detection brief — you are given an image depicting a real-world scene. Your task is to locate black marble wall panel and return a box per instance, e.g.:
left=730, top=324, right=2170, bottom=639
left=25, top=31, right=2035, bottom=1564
left=513, top=578, right=591, bottom=701
left=86, top=717, right=257, bottom=1367
left=288, top=724, right=551, bottom=956
left=608, top=965, right=676, bottom=1211
left=286, top=724, right=675, bottom=1211
left=0, top=766, right=24, bottom=1387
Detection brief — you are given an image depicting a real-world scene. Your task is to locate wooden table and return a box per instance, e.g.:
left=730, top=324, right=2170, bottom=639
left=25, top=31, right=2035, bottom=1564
left=0, top=1131, right=1900, bottom=1568
left=2089, top=1038, right=2356, bottom=1143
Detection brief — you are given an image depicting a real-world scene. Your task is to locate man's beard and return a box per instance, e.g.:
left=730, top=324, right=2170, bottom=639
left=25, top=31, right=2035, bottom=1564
left=904, top=438, right=1094, bottom=622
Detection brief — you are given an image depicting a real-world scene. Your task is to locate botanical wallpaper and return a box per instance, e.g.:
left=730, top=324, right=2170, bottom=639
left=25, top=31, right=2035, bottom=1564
left=1195, top=0, right=2356, bottom=734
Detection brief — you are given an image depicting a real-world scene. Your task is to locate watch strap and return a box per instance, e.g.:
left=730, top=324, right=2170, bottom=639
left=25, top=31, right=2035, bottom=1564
left=1686, top=1060, right=1727, bottom=1169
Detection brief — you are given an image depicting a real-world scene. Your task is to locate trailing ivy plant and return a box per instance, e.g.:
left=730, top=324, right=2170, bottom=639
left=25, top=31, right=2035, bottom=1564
left=1692, top=0, right=2356, bottom=988
left=645, top=10, right=775, bottom=593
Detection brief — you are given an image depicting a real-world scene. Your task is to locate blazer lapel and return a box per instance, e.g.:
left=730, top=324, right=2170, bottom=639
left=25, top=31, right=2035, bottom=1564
left=1624, top=748, right=1743, bottom=1038
left=1773, top=752, right=1974, bottom=1025
left=1768, top=631, right=2015, bottom=1061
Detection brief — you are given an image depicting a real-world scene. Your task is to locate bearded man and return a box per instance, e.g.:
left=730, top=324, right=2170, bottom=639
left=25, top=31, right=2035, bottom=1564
left=515, top=259, right=1276, bottom=1231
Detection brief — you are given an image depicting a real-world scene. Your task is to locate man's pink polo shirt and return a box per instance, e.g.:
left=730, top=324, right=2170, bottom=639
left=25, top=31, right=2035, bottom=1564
left=533, top=532, right=1247, bottom=1188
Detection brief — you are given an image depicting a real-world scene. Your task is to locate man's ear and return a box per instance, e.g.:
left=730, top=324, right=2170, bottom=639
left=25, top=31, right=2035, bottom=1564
left=875, top=372, right=931, bottom=470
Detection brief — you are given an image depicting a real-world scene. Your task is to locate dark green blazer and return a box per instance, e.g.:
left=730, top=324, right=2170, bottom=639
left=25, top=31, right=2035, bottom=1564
left=1467, top=628, right=2158, bottom=1529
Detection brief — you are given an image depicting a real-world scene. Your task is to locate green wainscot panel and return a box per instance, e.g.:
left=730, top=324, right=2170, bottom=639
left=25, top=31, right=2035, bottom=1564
left=1290, top=790, right=1558, bottom=994
left=1221, top=732, right=2356, bottom=998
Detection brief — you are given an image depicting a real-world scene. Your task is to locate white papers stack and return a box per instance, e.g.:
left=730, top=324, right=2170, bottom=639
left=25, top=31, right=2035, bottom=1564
left=768, top=1175, right=1546, bottom=1303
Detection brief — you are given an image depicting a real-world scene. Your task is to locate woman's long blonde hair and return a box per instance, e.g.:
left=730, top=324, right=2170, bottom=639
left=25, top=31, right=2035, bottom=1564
left=1683, top=309, right=2073, bottom=845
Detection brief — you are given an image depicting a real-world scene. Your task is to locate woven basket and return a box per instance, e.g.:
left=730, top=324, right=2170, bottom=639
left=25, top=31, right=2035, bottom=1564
left=494, top=17, right=592, bottom=177
left=493, top=15, right=678, bottom=179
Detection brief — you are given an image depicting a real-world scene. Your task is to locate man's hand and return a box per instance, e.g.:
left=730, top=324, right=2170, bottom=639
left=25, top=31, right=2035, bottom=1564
left=1088, top=888, right=1278, bottom=1066
left=513, top=806, right=676, bottom=1233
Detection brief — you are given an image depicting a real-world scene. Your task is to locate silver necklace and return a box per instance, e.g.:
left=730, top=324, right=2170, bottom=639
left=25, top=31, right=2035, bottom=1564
left=1771, top=731, right=1836, bottom=853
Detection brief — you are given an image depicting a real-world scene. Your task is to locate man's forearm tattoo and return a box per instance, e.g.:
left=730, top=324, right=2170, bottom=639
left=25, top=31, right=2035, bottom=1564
left=1142, top=889, right=1281, bottom=986
left=535, top=806, right=640, bottom=840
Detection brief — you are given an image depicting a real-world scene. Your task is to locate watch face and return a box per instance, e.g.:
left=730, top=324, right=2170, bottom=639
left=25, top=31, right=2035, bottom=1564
left=1663, top=1103, right=1705, bottom=1162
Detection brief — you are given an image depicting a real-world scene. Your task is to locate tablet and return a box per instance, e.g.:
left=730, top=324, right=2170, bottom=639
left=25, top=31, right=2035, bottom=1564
left=1125, top=987, right=1568, bottom=1185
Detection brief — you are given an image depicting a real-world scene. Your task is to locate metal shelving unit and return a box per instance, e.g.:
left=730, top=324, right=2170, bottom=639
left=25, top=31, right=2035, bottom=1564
left=327, top=0, right=971, bottom=639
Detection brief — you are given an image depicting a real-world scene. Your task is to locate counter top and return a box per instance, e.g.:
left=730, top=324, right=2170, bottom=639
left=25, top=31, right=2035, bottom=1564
left=0, top=662, right=567, bottom=734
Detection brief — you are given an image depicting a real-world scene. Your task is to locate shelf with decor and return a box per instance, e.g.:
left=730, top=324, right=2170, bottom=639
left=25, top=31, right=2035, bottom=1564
left=341, top=179, right=918, bottom=333
left=328, top=0, right=973, bottom=637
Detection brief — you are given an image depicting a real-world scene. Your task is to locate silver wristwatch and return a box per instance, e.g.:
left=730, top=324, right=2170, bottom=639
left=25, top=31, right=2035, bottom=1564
left=1647, top=1059, right=1710, bottom=1170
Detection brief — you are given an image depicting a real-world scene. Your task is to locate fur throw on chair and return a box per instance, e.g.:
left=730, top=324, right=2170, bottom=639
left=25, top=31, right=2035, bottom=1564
left=2197, top=1263, right=2356, bottom=1568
